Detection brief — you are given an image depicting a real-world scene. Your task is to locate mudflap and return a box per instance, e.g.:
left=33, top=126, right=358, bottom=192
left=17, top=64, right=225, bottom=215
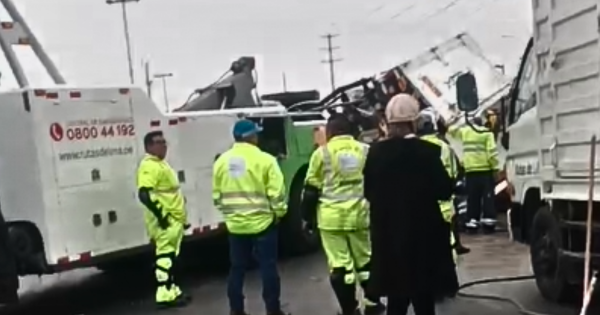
left=0, top=208, right=19, bottom=305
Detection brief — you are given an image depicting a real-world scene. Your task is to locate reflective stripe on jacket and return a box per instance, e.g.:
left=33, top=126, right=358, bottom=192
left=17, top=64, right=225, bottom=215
left=137, top=154, right=188, bottom=229
left=305, top=135, right=369, bottom=231
left=448, top=125, right=499, bottom=172
left=212, top=142, right=287, bottom=234
left=421, top=134, right=456, bottom=222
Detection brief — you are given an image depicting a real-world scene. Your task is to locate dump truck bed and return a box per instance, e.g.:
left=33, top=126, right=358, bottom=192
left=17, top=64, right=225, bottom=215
left=534, top=0, right=600, bottom=200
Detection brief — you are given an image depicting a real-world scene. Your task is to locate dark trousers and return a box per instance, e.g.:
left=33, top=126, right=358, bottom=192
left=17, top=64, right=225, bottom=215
left=451, top=215, right=462, bottom=245
left=465, top=171, right=496, bottom=224
left=387, top=293, right=435, bottom=315
left=227, top=225, right=281, bottom=314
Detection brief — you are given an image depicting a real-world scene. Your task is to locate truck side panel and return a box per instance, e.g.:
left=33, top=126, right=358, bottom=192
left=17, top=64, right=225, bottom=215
left=33, top=88, right=147, bottom=263
left=534, top=0, right=600, bottom=200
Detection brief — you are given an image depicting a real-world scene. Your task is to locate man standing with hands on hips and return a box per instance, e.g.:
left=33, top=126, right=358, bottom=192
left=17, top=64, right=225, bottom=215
left=213, top=119, right=290, bottom=315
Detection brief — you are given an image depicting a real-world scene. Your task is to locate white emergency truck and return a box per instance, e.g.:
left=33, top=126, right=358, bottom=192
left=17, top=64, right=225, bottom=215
left=0, top=0, right=321, bottom=287
left=456, top=0, right=600, bottom=302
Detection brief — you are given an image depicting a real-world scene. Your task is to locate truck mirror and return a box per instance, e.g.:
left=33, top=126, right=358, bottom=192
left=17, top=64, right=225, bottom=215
left=456, top=72, right=479, bottom=112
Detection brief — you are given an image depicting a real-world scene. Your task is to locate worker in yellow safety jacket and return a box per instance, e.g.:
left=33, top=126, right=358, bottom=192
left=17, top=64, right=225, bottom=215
left=302, top=113, right=386, bottom=315
left=416, top=111, right=471, bottom=259
left=136, top=130, right=190, bottom=309
left=447, top=117, right=500, bottom=233
left=212, top=119, right=289, bottom=315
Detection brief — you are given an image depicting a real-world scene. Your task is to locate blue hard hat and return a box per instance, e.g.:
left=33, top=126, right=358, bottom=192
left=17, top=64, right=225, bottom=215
left=233, top=119, right=262, bottom=138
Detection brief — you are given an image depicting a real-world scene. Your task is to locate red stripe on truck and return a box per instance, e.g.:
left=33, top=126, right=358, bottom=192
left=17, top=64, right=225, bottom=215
left=150, top=120, right=160, bottom=127
left=192, top=223, right=226, bottom=235
left=57, top=251, right=92, bottom=265
left=168, top=119, right=178, bottom=125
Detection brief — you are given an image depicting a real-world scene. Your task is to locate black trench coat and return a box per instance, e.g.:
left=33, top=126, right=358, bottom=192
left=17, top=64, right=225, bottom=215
left=364, top=136, right=458, bottom=297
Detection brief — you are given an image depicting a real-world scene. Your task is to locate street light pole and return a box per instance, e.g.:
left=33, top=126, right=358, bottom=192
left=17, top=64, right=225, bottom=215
left=154, top=73, right=173, bottom=112
left=106, top=0, right=139, bottom=84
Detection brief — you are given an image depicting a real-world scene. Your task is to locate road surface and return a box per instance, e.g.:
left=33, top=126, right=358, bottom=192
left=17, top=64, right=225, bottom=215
left=0, top=233, right=595, bottom=315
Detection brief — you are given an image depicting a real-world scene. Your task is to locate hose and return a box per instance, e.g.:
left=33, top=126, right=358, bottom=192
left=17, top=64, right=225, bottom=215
left=456, top=275, right=555, bottom=315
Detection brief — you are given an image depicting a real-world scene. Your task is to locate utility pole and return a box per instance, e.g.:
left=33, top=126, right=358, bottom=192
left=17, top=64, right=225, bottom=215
left=320, top=33, right=342, bottom=91
left=106, top=0, right=140, bottom=84
left=154, top=73, right=173, bottom=112
left=282, top=72, right=287, bottom=92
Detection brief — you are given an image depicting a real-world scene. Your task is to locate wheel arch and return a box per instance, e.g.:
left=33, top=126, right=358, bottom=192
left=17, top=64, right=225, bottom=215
left=7, top=220, right=48, bottom=274
left=8, top=220, right=45, bottom=253
left=516, top=186, right=543, bottom=244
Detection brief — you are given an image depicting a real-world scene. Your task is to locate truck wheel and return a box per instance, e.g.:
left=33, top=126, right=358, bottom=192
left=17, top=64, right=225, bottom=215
left=7, top=225, right=38, bottom=274
left=0, top=213, right=19, bottom=304
left=280, top=173, right=320, bottom=256
left=529, top=205, right=576, bottom=302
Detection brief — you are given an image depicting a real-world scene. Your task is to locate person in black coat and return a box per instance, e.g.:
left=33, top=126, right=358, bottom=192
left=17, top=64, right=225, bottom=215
left=363, top=94, right=458, bottom=315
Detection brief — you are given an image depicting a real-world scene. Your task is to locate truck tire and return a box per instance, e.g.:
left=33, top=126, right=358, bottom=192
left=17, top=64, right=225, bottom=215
left=280, top=173, right=320, bottom=256
left=529, top=205, right=576, bottom=302
left=0, top=210, right=19, bottom=304
left=7, top=225, right=36, bottom=272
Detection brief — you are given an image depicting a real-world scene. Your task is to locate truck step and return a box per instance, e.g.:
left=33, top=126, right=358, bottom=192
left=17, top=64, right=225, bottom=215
left=560, top=250, right=600, bottom=260
left=560, top=220, right=600, bottom=231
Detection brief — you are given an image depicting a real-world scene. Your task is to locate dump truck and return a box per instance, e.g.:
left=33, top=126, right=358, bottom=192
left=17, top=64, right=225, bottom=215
left=455, top=0, right=600, bottom=302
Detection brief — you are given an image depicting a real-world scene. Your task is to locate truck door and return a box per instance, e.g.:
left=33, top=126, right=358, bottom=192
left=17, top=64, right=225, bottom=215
left=0, top=208, right=18, bottom=305
left=533, top=0, right=600, bottom=180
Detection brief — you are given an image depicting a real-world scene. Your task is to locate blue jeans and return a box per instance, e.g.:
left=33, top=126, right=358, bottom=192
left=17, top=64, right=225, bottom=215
left=227, top=225, right=281, bottom=313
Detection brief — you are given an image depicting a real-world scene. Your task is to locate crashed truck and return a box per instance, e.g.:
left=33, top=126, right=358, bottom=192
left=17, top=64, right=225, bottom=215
left=290, top=33, right=514, bottom=224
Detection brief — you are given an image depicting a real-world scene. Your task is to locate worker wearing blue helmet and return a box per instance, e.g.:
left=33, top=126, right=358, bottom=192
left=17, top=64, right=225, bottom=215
left=213, top=119, right=289, bottom=315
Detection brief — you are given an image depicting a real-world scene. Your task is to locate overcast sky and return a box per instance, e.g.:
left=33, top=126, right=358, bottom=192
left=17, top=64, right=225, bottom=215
left=4, top=0, right=532, bottom=111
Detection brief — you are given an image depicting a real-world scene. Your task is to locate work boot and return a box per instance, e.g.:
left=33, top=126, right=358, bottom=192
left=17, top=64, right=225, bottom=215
left=156, top=294, right=189, bottom=310
left=181, top=292, right=193, bottom=302
left=267, top=311, right=291, bottom=315
left=455, top=244, right=471, bottom=255
left=230, top=312, right=251, bottom=315
left=364, top=302, right=386, bottom=315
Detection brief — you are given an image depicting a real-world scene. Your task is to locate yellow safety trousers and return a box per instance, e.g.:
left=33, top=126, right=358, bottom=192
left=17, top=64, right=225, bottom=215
left=150, top=218, right=184, bottom=303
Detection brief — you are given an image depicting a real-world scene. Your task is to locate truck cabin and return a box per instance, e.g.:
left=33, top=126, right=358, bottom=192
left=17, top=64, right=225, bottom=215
left=243, top=111, right=324, bottom=158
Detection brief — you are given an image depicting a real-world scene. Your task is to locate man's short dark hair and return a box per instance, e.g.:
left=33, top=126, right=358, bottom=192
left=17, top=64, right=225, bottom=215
left=327, top=113, right=353, bottom=136
left=144, top=131, right=164, bottom=149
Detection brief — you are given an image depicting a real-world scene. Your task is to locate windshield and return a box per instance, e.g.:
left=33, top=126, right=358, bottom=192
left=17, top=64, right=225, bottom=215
left=514, top=43, right=537, bottom=120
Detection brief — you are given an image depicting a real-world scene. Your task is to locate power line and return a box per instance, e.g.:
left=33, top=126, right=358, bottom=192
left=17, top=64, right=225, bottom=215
left=320, top=33, right=342, bottom=91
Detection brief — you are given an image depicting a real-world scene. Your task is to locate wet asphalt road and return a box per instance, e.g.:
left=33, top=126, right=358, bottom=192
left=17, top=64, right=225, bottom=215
left=0, top=233, right=596, bottom=315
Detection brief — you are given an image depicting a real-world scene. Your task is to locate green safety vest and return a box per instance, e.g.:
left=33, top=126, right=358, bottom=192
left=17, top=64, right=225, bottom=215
left=305, top=135, right=369, bottom=231
left=137, top=154, right=188, bottom=230
left=421, top=134, right=457, bottom=222
left=448, top=125, right=499, bottom=173
left=212, top=142, right=287, bottom=234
